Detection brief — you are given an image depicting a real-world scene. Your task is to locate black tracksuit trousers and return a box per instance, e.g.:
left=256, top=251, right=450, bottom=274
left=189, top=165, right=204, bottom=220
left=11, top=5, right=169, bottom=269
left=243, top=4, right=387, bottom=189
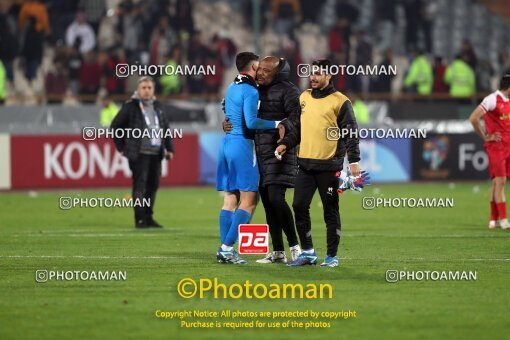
left=259, top=184, right=299, bottom=251
left=292, top=168, right=341, bottom=256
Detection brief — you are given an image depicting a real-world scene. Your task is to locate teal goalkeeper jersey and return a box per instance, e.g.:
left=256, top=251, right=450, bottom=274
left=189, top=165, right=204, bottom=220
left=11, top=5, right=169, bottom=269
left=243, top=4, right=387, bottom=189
left=224, top=74, right=276, bottom=138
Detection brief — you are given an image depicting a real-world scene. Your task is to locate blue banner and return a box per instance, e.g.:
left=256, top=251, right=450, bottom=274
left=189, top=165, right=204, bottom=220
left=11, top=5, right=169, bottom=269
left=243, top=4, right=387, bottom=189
left=200, top=133, right=412, bottom=184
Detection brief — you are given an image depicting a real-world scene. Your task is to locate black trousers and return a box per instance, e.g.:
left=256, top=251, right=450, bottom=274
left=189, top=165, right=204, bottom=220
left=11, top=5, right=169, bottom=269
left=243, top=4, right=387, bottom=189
left=292, top=168, right=341, bottom=256
left=259, top=184, right=299, bottom=251
left=128, top=154, right=161, bottom=224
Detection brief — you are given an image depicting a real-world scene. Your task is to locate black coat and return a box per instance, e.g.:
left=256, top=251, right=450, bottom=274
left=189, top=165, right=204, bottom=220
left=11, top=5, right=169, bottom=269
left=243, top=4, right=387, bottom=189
left=0, top=14, right=18, bottom=61
left=110, top=98, right=175, bottom=161
left=254, top=59, right=300, bottom=187
left=21, top=19, right=43, bottom=61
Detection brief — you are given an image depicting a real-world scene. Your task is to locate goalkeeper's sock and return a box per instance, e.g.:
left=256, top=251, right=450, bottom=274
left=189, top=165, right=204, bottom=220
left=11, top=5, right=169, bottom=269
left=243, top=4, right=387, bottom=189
left=219, top=209, right=234, bottom=244
left=221, top=244, right=233, bottom=251
left=490, top=201, right=498, bottom=221
left=496, top=202, right=507, bottom=220
left=224, top=209, right=251, bottom=247
left=302, top=248, right=315, bottom=254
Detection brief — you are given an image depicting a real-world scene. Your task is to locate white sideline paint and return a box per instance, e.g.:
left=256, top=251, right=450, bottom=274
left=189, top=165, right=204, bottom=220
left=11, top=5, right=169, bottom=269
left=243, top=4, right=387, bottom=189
left=0, top=134, right=11, bottom=190
left=0, top=255, right=182, bottom=259
left=0, top=255, right=508, bottom=261
left=9, top=229, right=170, bottom=234
left=6, top=231, right=496, bottom=238
left=6, top=233, right=503, bottom=240
left=18, top=233, right=161, bottom=237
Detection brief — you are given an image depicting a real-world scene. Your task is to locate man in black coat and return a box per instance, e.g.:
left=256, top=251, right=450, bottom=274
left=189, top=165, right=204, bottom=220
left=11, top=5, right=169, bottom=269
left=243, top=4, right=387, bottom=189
left=111, top=76, right=175, bottom=229
left=224, top=56, right=301, bottom=263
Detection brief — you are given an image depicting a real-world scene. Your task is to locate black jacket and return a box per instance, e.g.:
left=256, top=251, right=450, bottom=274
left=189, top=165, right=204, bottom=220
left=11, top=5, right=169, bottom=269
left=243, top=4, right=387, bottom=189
left=280, top=82, right=360, bottom=171
left=110, top=98, right=175, bottom=161
left=0, top=14, right=18, bottom=61
left=254, top=59, right=300, bottom=187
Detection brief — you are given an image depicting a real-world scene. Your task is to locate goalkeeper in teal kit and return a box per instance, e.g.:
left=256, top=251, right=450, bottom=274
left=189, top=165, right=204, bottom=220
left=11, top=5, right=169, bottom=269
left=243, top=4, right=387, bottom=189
left=216, top=52, right=280, bottom=264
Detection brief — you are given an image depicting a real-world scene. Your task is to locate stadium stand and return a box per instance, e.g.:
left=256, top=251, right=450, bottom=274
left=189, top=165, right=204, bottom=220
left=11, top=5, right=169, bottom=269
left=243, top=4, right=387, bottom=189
left=0, top=0, right=509, bottom=134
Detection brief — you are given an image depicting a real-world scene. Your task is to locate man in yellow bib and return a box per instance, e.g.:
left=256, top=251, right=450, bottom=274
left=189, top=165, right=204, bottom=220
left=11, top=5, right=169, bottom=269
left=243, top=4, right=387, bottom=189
left=275, top=59, right=361, bottom=267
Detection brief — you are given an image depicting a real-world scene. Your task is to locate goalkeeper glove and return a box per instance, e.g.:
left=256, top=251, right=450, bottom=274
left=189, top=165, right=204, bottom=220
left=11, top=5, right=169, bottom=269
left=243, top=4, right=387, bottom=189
left=336, top=169, right=371, bottom=194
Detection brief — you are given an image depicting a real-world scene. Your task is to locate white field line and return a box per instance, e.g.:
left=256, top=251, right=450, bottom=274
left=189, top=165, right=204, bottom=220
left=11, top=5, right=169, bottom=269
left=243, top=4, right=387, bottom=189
left=0, top=255, right=182, bottom=259
left=0, top=255, right=508, bottom=261
left=4, top=231, right=505, bottom=238
left=4, top=229, right=171, bottom=234
left=17, top=234, right=161, bottom=237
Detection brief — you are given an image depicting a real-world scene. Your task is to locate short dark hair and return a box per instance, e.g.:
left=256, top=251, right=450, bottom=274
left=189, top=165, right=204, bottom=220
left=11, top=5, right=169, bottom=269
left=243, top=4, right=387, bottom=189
left=312, top=59, right=332, bottom=74
left=500, top=73, right=510, bottom=90
left=235, top=52, right=259, bottom=72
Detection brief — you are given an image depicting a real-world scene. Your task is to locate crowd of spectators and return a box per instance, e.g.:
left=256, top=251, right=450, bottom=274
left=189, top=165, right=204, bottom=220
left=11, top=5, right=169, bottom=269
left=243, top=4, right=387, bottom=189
left=0, top=0, right=237, bottom=103
left=247, top=0, right=509, bottom=99
left=0, top=0, right=509, bottom=104
left=322, top=0, right=509, bottom=98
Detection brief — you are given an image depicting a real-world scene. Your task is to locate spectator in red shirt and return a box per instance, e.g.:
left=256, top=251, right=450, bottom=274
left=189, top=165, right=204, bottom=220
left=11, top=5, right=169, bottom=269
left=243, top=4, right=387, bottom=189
left=100, top=49, right=126, bottom=95
left=203, top=49, right=223, bottom=100
left=331, top=52, right=348, bottom=92
left=79, top=51, right=101, bottom=101
left=212, top=33, right=237, bottom=68
left=280, top=39, right=303, bottom=86
left=328, top=19, right=344, bottom=55
left=433, top=56, right=448, bottom=93
left=45, top=59, right=68, bottom=103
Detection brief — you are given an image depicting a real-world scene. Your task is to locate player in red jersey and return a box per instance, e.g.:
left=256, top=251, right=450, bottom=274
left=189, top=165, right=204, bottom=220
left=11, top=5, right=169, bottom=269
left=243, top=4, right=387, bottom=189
left=469, top=74, right=510, bottom=230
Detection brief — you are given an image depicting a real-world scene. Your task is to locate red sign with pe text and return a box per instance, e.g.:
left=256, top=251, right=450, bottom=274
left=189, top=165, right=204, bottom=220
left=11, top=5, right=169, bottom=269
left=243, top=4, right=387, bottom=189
left=238, top=224, right=269, bottom=254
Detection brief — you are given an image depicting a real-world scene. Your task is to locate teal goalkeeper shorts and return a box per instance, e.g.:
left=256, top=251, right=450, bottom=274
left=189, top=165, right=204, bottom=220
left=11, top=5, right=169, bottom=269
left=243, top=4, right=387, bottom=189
left=216, top=134, right=259, bottom=192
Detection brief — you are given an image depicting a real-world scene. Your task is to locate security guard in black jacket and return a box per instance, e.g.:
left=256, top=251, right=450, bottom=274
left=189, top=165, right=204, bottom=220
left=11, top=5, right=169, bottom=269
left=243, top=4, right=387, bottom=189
left=276, top=59, right=361, bottom=267
left=111, top=77, right=175, bottom=229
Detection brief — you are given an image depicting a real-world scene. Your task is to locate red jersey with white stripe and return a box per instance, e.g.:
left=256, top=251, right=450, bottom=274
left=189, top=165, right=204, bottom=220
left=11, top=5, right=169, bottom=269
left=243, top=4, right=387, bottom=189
left=480, top=90, right=510, bottom=140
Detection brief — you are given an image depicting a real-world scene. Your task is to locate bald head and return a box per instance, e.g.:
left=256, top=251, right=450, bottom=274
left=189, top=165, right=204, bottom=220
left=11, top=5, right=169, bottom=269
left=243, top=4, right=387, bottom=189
left=262, top=56, right=280, bottom=66
left=256, top=56, right=280, bottom=86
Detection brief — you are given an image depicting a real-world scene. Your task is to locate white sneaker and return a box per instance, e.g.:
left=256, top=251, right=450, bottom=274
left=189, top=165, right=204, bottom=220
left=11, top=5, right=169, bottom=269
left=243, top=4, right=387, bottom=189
left=290, top=245, right=302, bottom=261
left=488, top=220, right=500, bottom=229
left=256, top=251, right=287, bottom=264
left=499, top=219, right=510, bottom=230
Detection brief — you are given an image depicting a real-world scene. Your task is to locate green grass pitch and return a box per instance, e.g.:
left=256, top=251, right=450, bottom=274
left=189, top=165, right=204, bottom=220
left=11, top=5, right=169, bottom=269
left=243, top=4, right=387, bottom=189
left=0, top=182, right=509, bottom=339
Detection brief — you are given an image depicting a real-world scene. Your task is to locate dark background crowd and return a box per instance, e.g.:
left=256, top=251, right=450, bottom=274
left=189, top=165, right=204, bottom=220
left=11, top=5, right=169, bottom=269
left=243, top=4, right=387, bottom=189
left=0, top=0, right=237, bottom=102
left=0, top=0, right=509, bottom=104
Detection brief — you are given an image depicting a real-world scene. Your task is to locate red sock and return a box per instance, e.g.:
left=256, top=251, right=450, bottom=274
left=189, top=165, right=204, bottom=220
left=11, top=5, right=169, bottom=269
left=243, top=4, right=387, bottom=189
left=490, top=201, right=498, bottom=221
left=496, top=202, right=507, bottom=220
